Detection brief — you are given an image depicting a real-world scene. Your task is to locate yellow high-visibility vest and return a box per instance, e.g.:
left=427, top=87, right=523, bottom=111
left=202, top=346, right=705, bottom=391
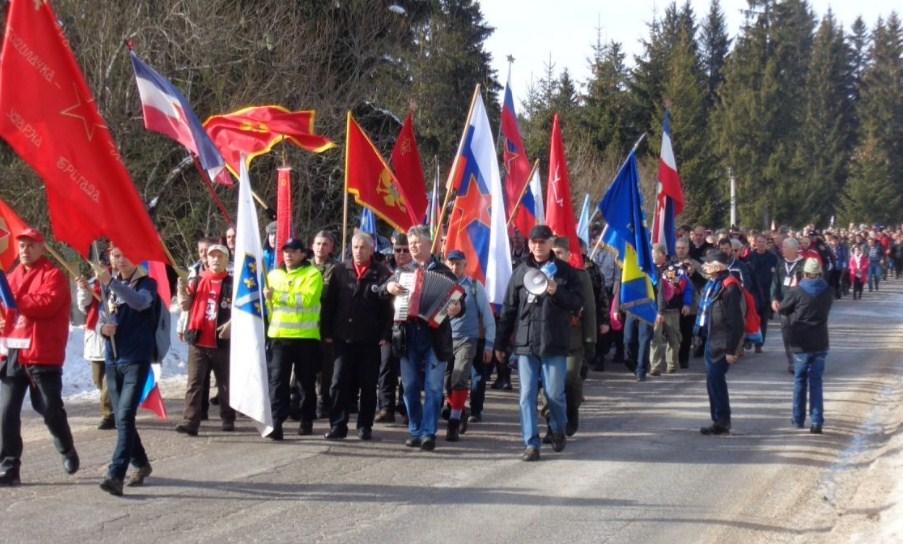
left=267, top=264, right=323, bottom=340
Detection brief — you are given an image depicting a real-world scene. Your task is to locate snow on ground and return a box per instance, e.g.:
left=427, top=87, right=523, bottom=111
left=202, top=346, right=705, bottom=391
left=61, top=308, right=189, bottom=403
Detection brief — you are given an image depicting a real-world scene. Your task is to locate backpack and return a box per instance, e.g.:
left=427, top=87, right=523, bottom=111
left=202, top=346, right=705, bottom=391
left=722, top=275, right=762, bottom=343
left=145, top=281, right=171, bottom=363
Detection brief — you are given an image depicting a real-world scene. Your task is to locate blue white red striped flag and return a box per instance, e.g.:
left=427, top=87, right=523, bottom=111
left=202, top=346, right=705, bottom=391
left=499, top=75, right=535, bottom=236
left=129, top=50, right=227, bottom=184
left=651, top=111, right=684, bottom=256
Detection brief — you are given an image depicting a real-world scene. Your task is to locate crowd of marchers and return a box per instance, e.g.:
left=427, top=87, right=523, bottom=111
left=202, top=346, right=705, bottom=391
left=1, top=220, right=899, bottom=495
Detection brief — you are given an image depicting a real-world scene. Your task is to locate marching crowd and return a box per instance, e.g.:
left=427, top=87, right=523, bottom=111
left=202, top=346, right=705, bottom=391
left=0, top=219, right=899, bottom=495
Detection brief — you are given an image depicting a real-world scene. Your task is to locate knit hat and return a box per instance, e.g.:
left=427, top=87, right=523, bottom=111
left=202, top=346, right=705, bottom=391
left=803, top=258, right=822, bottom=275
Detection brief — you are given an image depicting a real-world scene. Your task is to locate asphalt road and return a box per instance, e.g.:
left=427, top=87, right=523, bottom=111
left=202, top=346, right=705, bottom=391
left=3, top=277, right=903, bottom=544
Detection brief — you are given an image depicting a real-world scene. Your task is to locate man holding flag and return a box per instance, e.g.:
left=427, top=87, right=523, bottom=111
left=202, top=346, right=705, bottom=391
left=0, top=229, right=78, bottom=487
left=96, top=246, right=159, bottom=496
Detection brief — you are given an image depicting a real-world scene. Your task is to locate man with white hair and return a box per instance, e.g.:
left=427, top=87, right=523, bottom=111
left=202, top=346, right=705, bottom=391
left=771, top=237, right=805, bottom=374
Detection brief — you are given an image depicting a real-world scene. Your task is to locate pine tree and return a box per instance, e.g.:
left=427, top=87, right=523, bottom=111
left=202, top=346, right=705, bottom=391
left=584, top=37, right=633, bottom=156
left=790, top=11, right=856, bottom=225
left=699, top=0, right=731, bottom=108
left=661, top=27, right=722, bottom=226
left=840, top=136, right=901, bottom=224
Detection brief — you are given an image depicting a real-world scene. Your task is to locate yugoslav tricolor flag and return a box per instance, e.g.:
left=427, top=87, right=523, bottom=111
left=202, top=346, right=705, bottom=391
left=500, top=75, right=535, bottom=236
left=651, top=111, right=684, bottom=256
left=446, top=88, right=512, bottom=305
left=229, top=156, right=273, bottom=437
left=598, top=152, right=657, bottom=324
left=139, top=363, right=167, bottom=420
left=129, top=50, right=227, bottom=184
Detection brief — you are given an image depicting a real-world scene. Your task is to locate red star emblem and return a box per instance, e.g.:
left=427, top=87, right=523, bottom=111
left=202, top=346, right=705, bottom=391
left=503, top=147, right=519, bottom=175
left=60, top=83, right=107, bottom=142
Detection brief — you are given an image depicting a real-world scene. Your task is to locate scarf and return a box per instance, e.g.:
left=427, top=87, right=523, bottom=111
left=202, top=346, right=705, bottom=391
left=85, top=280, right=102, bottom=330
left=188, top=270, right=228, bottom=333
left=694, top=274, right=726, bottom=336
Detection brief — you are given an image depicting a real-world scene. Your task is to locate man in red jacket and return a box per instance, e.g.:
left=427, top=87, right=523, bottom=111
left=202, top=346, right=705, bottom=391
left=0, top=228, right=77, bottom=486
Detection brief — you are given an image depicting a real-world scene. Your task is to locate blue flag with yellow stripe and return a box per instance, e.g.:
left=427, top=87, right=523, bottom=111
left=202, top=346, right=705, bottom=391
left=597, top=152, right=658, bottom=323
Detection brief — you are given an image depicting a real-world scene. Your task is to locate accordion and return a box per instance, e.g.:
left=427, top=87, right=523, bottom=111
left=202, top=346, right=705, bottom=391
left=393, top=269, right=464, bottom=327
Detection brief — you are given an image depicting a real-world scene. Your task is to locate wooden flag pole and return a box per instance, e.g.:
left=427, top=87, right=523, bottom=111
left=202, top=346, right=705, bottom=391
left=191, top=157, right=234, bottom=224
left=506, top=159, right=540, bottom=228
left=587, top=132, right=647, bottom=225
left=431, top=84, right=482, bottom=255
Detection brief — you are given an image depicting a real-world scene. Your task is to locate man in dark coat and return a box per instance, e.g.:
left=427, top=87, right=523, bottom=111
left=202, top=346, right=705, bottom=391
left=495, top=225, right=583, bottom=461
left=321, top=233, right=393, bottom=441
left=696, top=251, right=744, bottom=436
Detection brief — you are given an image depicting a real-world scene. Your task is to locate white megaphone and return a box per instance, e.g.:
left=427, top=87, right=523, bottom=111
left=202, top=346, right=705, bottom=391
left=524, top=268, right=549, bottom=296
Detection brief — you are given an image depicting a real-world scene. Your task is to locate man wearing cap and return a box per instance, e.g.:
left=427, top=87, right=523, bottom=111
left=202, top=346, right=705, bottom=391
left=175, top=243, right=235, bottom=436
left=444, top=249, right=495, bottom=438
left=779, top=258, right=833, bottom=434
left=0, top=228, right=78, bottom=486
left=383, top=226, right=461, bottom=451
left=264, top=237, right=324, bottom=440
left=375, top=231, right=411, bottom=423
left=696, top=250, right=745, bottom=436
left=495, top=225, right=582, bottom=461
left=321, top=233, right=393, bottom=441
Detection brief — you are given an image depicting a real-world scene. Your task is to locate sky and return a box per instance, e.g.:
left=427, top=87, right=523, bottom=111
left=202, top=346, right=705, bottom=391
left=481, top=0, right=899, bottom=109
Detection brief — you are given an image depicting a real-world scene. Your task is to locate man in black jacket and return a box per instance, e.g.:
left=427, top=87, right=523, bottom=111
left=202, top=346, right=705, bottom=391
left=779, top=258, right=833, bottom=434
left=322, top=233, right=393, bottom=441
left=696, top=251, right=744, bottom=436
left=495, top=225, right=583, bottom=461
left=771, top=237, right=805, bottom=374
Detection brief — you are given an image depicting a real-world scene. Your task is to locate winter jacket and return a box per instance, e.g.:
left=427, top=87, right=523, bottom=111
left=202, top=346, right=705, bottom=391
left=771, top=257, right=804, bottom=303
left=495, top=255, right=583, bottom=358
left=321, top=259, right=393, bottom=344
left=568, top=268, right=597, bottom=356
left=701, top=273, right=744, bottom=361
left=779, top=278, right=833, bottom=353
left=2, top=257, right=70, bottom=366
left=849, top=254, right=868, bottom=282
left=267, top=263, right=323, bottom=340
left=748, top=250, right=778, bottom=309
left=450, top=277, right=496, bottom=348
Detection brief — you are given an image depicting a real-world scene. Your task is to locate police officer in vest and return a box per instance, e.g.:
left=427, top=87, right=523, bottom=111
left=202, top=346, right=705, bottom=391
left=263, top=238, right=324, bottom=440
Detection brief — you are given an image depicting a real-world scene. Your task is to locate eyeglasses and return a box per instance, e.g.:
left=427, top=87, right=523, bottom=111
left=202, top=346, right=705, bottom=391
left=394, top=248, right=409, bottom=254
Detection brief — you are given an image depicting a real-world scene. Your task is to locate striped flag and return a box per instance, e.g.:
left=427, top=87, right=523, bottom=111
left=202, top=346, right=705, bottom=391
left=651, top=111, right=685, bottom=256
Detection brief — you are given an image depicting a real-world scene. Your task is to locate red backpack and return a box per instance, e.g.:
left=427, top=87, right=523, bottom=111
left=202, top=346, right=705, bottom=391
left=722, top=275, right=761, bottom=340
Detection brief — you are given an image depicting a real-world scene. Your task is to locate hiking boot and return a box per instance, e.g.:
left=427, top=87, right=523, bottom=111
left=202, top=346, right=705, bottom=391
left=127, top=463, right=153, bottom=487
left=420, top=437, right=436, bottom=451
left=267, top=426, right=284, bottom=441
left=358, top=427, right=373, bottom=441
left=404, top=437, right=422, bottom=448
left=0, top=468, right=20, bottom=487
left=298, top=421, right=313, bottom=436
left=221, top=420, right=235, bottom=432
left=175, top=423, right=198, bottom=436
left=521, top=447, right=540, bottom=462
left=375, top=409, right=395, bottom=423
left=700, top=424, right=730, bottom=436
left=97, top=417, right=116, bottom=430
left=551, top=433, right=567, bottom=453
left=100, top=477, right=124, bottom=496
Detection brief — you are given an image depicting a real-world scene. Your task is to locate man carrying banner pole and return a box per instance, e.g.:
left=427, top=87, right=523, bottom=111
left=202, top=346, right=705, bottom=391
left=0, top=229, right=78, bottom=487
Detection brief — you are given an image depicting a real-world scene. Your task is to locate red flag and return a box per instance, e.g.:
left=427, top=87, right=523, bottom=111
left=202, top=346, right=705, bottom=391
left=0, top=198, right=31, bottom=272
left=0, top=0, right=166, bottom=263
left=275, top=167, right=293, bottom=267
left=345, top=113, right=418, bottom=231
left=546, top=114, right=582, bottom=269
left=389, top=114, right=427, bottom=224
left=204, top=106, right=335, bottom=179
left=500, top=79, right=535, bottom=236
left=145, top=261, right=172, bottom=308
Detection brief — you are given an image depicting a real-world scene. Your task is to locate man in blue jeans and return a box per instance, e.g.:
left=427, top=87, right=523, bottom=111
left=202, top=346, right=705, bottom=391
left=495, top=225, right=582, bottom=461
left=96, top=246, right=158, bottom=496
left=696, top=251, right=744, bottom=436
left=384, top=226, right=461, bottom=452
left=779, top=258, right=833, bottom=433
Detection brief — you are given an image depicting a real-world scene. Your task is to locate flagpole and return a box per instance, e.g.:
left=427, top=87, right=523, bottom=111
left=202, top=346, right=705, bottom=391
left=43, top=244, right=102, bottom=302
left=432, top=84, right=482, bottom=255
left=341, top=113, right=351, bottom=260
left=191, top=157, right=234, bottom=224
left=588, top=132, right=647, bottom=225
left=506, top=159, right=540, bottom=228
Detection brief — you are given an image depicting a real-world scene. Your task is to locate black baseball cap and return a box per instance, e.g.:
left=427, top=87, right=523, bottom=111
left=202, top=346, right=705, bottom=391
left=282, top=238, right=306, bottom=251
left=529, top=225, right=554, bottom=241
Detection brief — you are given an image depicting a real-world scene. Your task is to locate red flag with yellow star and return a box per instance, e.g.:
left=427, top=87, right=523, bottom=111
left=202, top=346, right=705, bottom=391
left=0, top=0, right=167, bottom=263
left=345, top=114, right=418, bottom=232
left=0, top=197, right=31, bottom=272
left=204, top=106, right=335, bottom=180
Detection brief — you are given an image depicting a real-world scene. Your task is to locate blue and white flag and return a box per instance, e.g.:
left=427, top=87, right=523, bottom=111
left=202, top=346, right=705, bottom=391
left=229, top=157, right=273, bottom=436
